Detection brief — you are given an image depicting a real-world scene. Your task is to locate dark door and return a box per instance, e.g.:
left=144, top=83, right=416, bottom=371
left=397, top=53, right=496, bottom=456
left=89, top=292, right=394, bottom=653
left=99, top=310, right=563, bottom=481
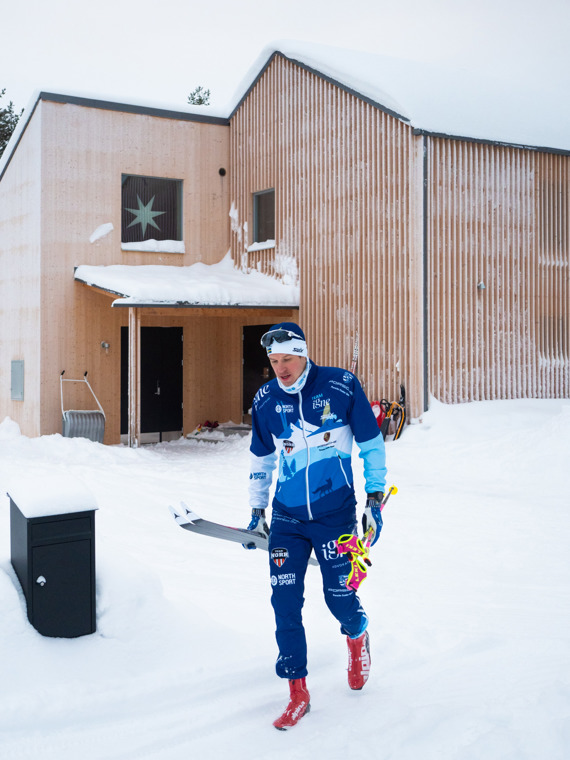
left=32, top=540, right=93, bottom=637
left=243, top=324, right=273, bottom=416
left=121, top=326, right=183, bottom=438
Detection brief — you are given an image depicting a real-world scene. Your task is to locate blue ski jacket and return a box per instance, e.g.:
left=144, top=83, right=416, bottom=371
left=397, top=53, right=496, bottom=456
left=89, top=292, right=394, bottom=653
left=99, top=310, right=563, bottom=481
left=249, top=362, right=387, bottom=521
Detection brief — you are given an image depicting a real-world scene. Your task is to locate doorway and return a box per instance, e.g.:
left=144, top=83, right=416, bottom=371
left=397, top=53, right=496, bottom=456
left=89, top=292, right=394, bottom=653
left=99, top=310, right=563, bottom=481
left=121, top=326, right=183, bottom=442
left=243, top=324, right=272, bottom=419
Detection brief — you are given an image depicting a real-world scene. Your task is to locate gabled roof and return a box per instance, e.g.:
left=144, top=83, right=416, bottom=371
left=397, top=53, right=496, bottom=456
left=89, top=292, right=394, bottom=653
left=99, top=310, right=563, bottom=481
left=2, top=40, right=569, bottom=183
left=229, top=41, right=570, bottom=154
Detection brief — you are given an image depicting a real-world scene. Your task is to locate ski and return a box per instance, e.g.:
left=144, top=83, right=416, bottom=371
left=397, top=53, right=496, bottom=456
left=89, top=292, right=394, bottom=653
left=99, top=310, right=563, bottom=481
left=379, top=385, right=407, bottom=441
left=350, top=331, right=359, bottom=375
left=169, top=504, right=319, bottom=565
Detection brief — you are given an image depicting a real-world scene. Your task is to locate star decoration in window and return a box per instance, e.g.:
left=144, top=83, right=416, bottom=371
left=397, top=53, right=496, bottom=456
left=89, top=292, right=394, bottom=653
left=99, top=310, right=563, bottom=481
left=126, top=195, right=166, bottom=237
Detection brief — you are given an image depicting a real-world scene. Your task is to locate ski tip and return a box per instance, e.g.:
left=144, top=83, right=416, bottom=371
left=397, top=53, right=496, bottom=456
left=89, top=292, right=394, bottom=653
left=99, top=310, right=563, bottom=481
left=180, top=502, right=201, bottom=522
left=168, top=504, right=183, bottom=523
left=169, top=502, right=201, bottom=525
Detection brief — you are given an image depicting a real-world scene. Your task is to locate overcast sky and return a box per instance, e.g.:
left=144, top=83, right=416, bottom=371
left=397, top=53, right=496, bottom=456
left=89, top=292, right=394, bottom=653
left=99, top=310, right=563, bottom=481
left=1, top=0, right=569, bottom=114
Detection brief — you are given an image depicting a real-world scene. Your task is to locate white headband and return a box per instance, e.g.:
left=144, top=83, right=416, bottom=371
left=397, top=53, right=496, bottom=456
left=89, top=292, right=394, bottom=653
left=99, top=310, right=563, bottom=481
left=266, top=337, right=308, bottom=357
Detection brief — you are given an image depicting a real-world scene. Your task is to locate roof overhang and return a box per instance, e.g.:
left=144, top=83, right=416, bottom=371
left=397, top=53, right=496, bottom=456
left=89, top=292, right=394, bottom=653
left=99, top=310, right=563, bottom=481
left=74, top=259, right=300, bottom=311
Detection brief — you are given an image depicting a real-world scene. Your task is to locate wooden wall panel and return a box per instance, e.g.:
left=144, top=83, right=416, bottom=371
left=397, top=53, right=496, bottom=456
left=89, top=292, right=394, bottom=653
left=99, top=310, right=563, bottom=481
left=427, top=139, right=569, bottom=402
left=35, top=100, right=231, bottom=439
left=0, top=111, right=43, bottom=435
left=230, top=54, right=568, bottom=415
left=230, top=57, right=425, bottom=418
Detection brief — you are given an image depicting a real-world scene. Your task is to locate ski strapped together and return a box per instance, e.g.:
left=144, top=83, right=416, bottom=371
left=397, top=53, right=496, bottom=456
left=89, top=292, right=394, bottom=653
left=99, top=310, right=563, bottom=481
left=350, top=331, right=359, bottom=375
left=169, top=504, right=319, bottom=565
left=370, top=385, right=407, bottom=441
left=335, top=485, right=398, bottom=590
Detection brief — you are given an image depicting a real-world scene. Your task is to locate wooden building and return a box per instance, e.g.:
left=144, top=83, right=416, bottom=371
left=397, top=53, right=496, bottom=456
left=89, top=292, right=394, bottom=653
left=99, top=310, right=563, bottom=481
left=1, top=45, right=568, bottom=444
left=0, top=93, right=297, bottom=444
left=229, top=49, right=569, bottom=418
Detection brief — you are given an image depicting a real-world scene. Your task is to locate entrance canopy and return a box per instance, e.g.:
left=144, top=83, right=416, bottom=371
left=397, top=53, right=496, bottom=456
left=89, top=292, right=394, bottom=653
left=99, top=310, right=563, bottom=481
left=74, top=253, right=299, bottom=308
left=74, top=256, right=299, bottom=446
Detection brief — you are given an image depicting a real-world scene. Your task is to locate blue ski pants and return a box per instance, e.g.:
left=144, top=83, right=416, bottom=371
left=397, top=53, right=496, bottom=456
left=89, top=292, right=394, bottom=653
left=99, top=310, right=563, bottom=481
left=268, top=506, right=368, bottom=680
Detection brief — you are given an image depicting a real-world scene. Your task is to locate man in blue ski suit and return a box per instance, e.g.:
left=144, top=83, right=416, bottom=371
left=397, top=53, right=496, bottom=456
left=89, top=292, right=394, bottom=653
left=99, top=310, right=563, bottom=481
left=246, top=322, right=387, bottom=730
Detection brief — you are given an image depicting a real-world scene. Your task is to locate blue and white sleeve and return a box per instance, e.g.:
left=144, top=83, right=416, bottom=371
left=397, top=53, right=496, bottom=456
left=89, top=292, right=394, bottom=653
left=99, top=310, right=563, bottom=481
left=248, top=451, right=277, bottom=509
left=356, top=433, right=387, bottom=494
left=348, top=376, right=387, bottom=493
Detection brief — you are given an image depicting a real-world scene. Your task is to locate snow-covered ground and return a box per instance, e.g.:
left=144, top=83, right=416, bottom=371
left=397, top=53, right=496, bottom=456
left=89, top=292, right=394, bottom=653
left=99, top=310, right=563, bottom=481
left=0, top=398, right=569, bottom=759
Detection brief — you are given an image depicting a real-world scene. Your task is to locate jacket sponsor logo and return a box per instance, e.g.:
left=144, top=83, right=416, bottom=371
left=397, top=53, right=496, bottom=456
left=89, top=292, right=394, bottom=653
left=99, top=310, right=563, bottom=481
left=324, top=431, right=331, bottom=442
left=283, top=439, right=294, bottom=454
left=343, top=372, right=352, bottom=383
left=271, top=572, right=296, bottom=586
left=253, top=384, right=270, bottom=407
left=249, top=471, right=267, bottom=480
left=276, top=403, right=294, bottom=414
left=271, top=547, right=289, bottom=567
left=313, top=396, right=330, bottom=410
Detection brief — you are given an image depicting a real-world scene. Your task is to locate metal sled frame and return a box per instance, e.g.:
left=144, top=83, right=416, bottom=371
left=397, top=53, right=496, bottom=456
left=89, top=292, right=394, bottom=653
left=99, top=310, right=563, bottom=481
left=60, top=371, right=106, bottom=443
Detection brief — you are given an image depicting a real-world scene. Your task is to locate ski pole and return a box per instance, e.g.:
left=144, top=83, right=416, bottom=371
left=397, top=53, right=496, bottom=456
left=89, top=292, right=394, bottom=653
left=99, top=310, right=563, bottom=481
left=336, top=484, right=398, bottom=590
left=362, top=484, right=398, bottom=547
left=381, top=484, right=398, bottom=510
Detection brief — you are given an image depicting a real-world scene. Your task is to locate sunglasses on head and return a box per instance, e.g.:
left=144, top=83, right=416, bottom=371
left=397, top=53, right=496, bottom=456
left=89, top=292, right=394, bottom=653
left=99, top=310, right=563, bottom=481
left=260, top=328, right=303, bottom=348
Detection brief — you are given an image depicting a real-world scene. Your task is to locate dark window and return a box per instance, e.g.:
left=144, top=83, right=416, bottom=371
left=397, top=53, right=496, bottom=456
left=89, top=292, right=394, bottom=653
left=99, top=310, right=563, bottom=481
left=121, top=175, right=182, bottom=243
left=253, top=189, right=275, bottom=243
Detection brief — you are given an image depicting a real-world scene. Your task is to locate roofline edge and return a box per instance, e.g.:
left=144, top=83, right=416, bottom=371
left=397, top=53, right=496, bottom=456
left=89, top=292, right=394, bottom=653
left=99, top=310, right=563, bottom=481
left=412, top=128, right=570, bottom=156
left=39, top=92, right=230, bottom=126
left=228, top=50, right=411, bottom=124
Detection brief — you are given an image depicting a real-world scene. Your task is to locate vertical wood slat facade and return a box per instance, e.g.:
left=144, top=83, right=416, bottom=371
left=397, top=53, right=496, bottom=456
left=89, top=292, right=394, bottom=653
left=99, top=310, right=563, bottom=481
left=230, top=54, right=569, bottom=415
left=230, top=57, right=425, bottom=418
left=428, top=139, right=570, bottom=402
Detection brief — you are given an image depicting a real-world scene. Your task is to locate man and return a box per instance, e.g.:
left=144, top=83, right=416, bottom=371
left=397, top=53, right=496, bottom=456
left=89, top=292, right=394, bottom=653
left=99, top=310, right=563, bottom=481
left=246, top=322, right=387, bottom=730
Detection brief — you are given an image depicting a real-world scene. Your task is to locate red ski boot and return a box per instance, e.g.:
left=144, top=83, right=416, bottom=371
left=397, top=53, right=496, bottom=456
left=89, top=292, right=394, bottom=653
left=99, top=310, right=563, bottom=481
left=273, top=678, right=311, bottom=730
left=347, top=630, right=371, bottom=690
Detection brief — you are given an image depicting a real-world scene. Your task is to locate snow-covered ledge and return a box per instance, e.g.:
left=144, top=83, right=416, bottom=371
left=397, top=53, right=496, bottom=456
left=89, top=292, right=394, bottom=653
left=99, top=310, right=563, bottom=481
left=121, top=239, right=186, bottom=254
left=247, top=239, right=275, bottom=252
left=74, top=251, right=299, bottom=307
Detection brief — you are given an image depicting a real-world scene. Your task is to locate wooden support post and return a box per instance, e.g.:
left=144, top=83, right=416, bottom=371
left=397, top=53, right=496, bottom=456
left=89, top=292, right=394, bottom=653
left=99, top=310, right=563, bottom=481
left=128, top=307, right=141, bottom=448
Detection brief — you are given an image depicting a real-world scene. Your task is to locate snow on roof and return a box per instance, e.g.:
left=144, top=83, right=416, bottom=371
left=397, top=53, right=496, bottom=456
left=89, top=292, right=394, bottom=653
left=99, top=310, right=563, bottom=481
left=2, top=39, right=569, bottom=185
left=74, top=253, right=299, bottom=308
left=0, top=88, right=229, bottom=182
left=230, top=40, right=570, bottom=153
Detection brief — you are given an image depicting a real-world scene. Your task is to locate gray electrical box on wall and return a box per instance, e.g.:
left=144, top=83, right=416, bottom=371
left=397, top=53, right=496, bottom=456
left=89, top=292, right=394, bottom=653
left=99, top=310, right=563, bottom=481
left=11, top=360, right=24, bottom=400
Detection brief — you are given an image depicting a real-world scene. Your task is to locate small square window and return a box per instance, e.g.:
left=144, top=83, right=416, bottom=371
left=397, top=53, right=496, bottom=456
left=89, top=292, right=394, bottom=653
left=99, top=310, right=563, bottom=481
left=253, top=189, right=275, bottom=243
left=122, top=175, right=182, bottom=244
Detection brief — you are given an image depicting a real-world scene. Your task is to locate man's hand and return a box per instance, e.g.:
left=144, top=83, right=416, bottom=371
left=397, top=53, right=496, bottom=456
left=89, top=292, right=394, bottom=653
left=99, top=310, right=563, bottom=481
left=243, top=508, right=270, bottom=549
left=362, top=492, right=384, bottom=546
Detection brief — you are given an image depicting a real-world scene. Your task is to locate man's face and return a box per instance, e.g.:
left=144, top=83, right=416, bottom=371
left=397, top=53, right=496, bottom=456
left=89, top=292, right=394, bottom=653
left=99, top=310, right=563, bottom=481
left=268, top=354, right=307, bottom=387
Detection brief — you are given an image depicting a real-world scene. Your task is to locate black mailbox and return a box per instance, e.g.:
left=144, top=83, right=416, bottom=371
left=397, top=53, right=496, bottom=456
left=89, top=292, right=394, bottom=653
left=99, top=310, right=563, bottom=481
left=10, top=497, right=96, bottom=638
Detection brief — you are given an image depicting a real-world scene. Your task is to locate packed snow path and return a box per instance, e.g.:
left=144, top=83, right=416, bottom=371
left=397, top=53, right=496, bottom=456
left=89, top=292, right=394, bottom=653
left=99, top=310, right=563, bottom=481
left=0, top=398, right=568, bottom=759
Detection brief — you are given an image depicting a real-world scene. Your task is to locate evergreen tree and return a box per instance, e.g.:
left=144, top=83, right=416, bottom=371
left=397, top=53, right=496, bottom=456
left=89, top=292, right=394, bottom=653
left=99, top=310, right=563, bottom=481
left=187, top=86, right=211, bottom=106
left=0, top=89, right=24, bottom=158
